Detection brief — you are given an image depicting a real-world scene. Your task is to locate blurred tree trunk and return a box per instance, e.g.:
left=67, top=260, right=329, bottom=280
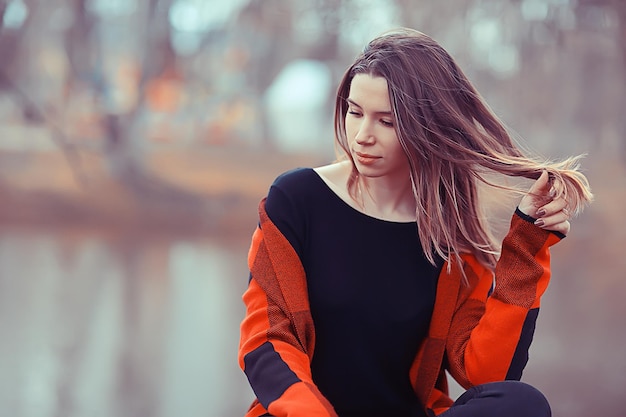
left=615, top=1, right=626, bottom=161
left=579, top=0, right=626, bottom=160
left=239, top=0, right=293, bottom=94
left=88, top=0, right=189, bottom=199
left=0, top=0, right=37, bottom=116
left=308, top=0, right=341, bottom=62
left=99, top=0, right=175, bottom=183
left=238, top=0, right=294, bottom=147
left=64, top=0, right=95, bottom=83
left=0, top=1, right=7, bottom=28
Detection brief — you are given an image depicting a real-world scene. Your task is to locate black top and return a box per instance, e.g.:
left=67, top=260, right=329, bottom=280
left=265, top=167, right=443, bottom=417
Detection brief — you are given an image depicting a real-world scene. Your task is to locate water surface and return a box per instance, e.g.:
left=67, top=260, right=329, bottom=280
left=0, top=226, right=254, bottom=417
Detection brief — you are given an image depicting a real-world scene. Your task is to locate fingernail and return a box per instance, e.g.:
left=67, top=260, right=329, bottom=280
left=535, top=219, right=545, bottom=227
left=536, top=208, right=546, bottom=217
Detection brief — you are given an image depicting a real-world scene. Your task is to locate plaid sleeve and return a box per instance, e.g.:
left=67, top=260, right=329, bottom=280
left=238, top=201, right=337, bottom=417
left=445, top=209, right=563, bottom=388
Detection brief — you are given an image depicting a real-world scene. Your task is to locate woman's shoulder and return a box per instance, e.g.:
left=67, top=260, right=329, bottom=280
left=270, top=162, right=350, bottom=195
left=271, top=167, right=317, bottom=190
left=266, top=167, right=323, bottom=210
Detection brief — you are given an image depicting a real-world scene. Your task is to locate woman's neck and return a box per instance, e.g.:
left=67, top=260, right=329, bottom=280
left=314, top=161, right=417, bottom=222
left=356, top=172, right=416, bottom=222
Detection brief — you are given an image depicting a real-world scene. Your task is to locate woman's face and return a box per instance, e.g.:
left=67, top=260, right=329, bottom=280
left=345, top=73, right=410, bottom=181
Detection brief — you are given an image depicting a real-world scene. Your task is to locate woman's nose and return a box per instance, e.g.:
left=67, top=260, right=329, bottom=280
left=355, top=120, right=375, bottom=144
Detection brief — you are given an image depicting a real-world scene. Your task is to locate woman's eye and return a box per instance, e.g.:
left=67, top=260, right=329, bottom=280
left=381, top=119, right=394, bottom=127
left=347, top=110, right=361, bottom=117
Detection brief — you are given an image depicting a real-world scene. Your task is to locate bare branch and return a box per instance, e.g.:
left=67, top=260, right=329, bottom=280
left=0, top=70, right=89, bottom=187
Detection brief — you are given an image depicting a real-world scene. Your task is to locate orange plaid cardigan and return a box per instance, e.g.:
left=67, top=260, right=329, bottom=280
left=239, top=199, right=563, bottom=417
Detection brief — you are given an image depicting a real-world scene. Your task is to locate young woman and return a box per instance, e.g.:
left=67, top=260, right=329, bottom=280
left=238, top=28, right=593, bottom=417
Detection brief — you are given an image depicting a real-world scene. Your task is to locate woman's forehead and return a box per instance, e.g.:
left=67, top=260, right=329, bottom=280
left=348, top=74, right=391, bottom=112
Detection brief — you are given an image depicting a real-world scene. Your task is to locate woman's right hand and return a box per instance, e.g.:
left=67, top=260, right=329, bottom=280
left=518, top=170, right=571, bottom=235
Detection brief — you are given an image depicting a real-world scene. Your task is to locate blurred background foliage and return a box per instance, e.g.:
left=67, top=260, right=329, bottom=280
left=0, top=0, right=624, bottom=416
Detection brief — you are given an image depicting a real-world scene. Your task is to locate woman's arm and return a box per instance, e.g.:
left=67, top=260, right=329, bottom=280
left=445, top=171, right=569, bottom=388
left=239, top=200, right=337, bottom=417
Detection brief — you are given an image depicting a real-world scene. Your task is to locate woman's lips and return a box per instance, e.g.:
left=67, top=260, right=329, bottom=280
left=355, top=152, right=380, bottom=165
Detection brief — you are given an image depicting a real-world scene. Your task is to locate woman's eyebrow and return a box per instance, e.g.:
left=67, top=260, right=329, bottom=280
left=346, top=98, right=392, bottom=115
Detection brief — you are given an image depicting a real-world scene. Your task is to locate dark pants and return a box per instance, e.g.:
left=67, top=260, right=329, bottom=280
left=439, top=381, right=551, bottom=417
left=259, top=381, right=550, bottom=417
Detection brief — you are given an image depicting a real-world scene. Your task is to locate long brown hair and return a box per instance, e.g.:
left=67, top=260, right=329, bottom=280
left=334, top=28, right=593, bottom=270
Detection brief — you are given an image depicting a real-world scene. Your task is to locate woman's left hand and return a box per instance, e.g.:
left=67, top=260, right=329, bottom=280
left=518, top=170, right=571, bottom=235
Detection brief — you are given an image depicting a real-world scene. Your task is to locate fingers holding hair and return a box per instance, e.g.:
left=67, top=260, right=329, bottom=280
left=519, top=170, right=572, bottom=235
